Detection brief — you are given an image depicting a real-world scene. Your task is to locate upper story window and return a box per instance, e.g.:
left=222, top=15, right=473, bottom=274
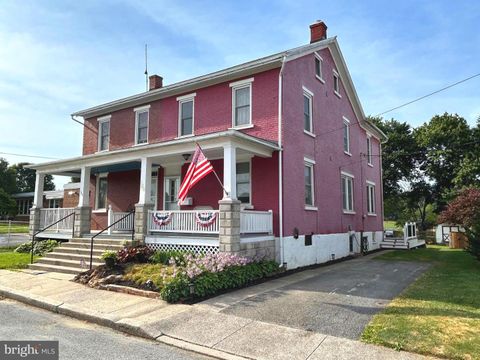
left=230, top=78, right=254, bottom=128
left=333, top=70, right=341, bottom=98
left=314, top=53, right=324, bottom=82
left=304, top=158, right=316, bottom=208
left=303, top=87, right=314, bottom=136
left=97, top=115, right=111, bottom=152
left=236, top=161, right=251, bottom=204
left=341, top=172, right=354, bottom=213
left=367, top=135, right=373, bottom=166
left=343, top=117, right=351, bottom=155
left=366, top=181, right=376, bottom=215
left=134, top=105, right=150, bottom=145
left=177, top=93, right=196, bottom=137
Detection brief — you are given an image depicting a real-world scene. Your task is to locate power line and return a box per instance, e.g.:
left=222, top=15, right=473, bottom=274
left=0, top=152, right=59, bottom=160
left=375, top=72, right=480, bottom=117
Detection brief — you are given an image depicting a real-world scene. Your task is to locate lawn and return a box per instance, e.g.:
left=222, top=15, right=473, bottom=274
left=0, top=247, right=37, bottom=269
left=384, top=220, right=402, bottom=231
left=0, top=223, right=29, bottom=234
left=362, top=246, right=480, bottom=359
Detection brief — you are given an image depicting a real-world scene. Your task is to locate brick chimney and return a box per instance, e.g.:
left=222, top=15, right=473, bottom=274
left=149, top=75, right=163, bottom=91
left=310, top=20, right=327, bottom=43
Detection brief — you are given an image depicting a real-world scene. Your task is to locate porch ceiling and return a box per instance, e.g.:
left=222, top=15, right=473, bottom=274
left=28, top=130, right=280, bottom=174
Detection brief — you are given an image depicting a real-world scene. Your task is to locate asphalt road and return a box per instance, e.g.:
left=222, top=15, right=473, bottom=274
left=0, top=298, right=211, bottom=360
left=220, top=257, right=430, bottom=340
left=0, top=234, right=29, bottom=248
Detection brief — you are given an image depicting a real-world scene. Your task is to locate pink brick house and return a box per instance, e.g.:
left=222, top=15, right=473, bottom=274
left=29, top=21, right=387, bottom=270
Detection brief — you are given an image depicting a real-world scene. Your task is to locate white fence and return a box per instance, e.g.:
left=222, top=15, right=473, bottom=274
left=39, top=208, right=75, bottom=232
left=404, top=222, right=417, bottom=240
left=240, top=210, right=273, bottom=234
left=148, top=210, right=220, bottom=234
left=108, top=207, right=134, bottom=234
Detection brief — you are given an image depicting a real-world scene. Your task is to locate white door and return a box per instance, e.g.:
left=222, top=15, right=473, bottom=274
left=150, top=176, right=158, bottom=210
left=164, top=176, right=180, bottom=210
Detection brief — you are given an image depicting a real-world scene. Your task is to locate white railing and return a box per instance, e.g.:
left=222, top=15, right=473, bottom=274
left=107, top=206, right=134, bottom=234
left=404, top=222, right=417, bottom=241
left=39, top=208, right=75, bottom=232
left=148, top=210, right=219, bottom=234
left=240, top=210, right=273, bottom=235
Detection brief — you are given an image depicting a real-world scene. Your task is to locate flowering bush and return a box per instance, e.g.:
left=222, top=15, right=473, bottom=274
left=116, top=246, right=153, bottom=264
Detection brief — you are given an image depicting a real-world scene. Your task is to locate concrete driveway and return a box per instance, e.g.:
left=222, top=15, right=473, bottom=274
left=199, top=253, right=430, bottom=340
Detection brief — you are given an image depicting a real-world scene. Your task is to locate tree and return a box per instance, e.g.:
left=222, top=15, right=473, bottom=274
left=0, top=158, right=16, bottom=194
left=0, top=188, right=16, bottom=217
left=10, top=162, right=55, bottom=192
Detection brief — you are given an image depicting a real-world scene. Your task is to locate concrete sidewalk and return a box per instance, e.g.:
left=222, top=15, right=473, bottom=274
left=0, top=268, right=428, bottom=360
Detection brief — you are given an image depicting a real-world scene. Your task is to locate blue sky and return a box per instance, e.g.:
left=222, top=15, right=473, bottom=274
left=0, top=0, right=479, bottom=188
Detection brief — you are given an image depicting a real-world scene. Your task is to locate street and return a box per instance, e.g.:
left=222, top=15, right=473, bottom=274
left=0, top=234, right=29, bottom=248
left=0, top=298, right=211, bottom=360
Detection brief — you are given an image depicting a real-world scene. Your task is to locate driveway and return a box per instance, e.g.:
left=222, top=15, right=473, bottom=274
left=199, top=253, right=430, bottom=340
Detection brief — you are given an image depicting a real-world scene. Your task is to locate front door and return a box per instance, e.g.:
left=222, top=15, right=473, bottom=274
left=164, top=176, right=180, bottom=210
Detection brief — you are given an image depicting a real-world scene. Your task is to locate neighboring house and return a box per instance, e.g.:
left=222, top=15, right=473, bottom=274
left=28, top=21, right=386, bottom=270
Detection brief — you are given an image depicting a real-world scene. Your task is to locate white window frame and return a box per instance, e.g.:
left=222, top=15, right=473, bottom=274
left=177, top=93, right=196, bottom=138
left=94, top=173, right=108, bottom=212
left=366, top=181, right=376, bottom=216
left=367, top=134, right=373, bottom=166
left=230, top=78, right=254, bottom=129
left=333, top=70, right=341, bottom=98
left=341, top=171, right=355, bottom=214
left=134, top=105, right=150, bottom=145
left=303, top=87, right=315, bottom=137
left=314, top=52, right=324, bottom=83
left=304, top=157, right=317, bottom=210
left=97, top=115, right=111, bottom=152
left=236, top=160, right=252, bottom=206
left=343, top=116, right=351, bottom=156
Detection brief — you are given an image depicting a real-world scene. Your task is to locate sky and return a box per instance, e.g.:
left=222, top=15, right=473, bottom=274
left=0, top=0, right=479, bottom=189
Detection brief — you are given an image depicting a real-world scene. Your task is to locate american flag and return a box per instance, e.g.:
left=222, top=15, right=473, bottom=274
left=177, top=144, right=214, bottom=205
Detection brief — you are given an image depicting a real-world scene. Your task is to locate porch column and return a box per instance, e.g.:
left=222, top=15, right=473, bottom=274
left=135, top=157, right=154, bottom=244
left=218, top=198, right=241, bottom=255
left=29, top=172, right=45, bottom=238
left=74, top=166, right=92, bottom=237
left=223, top=143, right=237, bottom=199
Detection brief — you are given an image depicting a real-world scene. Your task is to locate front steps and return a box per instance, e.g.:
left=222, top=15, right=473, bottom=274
left=29, top=237, right=131, bottom=275
left=380, top=237, right=426, bottom=250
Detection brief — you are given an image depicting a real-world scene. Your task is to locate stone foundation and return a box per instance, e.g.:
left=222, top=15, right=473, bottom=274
left=29, top=207, right=41, bottom=240
left=238, top=239, right=276, bottom=260
left=74, top=206, right=91, bottom=237
left=134, top=203, right=154, bottom=244
left=218, top=199, right=241, bottom=254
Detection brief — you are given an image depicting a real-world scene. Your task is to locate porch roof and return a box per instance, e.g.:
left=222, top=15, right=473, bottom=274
left=28, top=130, right=280, bottom=175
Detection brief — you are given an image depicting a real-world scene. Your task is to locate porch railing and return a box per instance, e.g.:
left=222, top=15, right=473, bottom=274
left=240, top=210, right=273, bottom=235
left=148, top=210, right=220, bottom=234
left=39, top=208, right=75, bottom=232
left=107, top=206, right=134, bottom=234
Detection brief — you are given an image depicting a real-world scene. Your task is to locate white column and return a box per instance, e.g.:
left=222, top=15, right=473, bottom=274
left=33, top=173, right=45, bottom=208
left=78, top=166, right=91, bottom=207
left=223, top=144, right=237, bottom=200
left=138, top=157, right=153, bottom=204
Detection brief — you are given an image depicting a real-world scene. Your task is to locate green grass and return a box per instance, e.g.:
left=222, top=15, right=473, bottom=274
left=362, top=246, right=480, bottom=359
left=123, top=263, right=174, bottom=290
left=0, top=247, right=37, bottom=269
left=384, top=220, right=402, bottom=231
left=0, top=223, right=29, bottom=234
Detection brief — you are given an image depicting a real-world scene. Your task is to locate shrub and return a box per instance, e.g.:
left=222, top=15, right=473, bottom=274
left=101, top=250, right=117, bottom=268
left=14, top=239, right=60, bottom=256
left=149, top=250, right=188, bottom=265
left=116, top=246, right=153, bottom=264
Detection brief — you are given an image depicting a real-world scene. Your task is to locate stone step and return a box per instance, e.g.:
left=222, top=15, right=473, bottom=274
left=53, top=247, right=105, bottom=256
left=43, top=252, right=102, bottom=262
left=29, top=263, right=87, bottom=275
left=59, top=242, right=125, bottom=251
left=380, top=242, right=409, bottom=249
left=70, top=238, right=131, bottom=245
left=35, top=257, right=103, bottom=269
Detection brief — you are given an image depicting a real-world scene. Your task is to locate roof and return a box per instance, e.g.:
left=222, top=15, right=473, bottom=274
left=11, top=190, right=63, bottom=199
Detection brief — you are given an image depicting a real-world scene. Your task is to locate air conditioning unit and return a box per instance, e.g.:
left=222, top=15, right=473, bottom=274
left=180, top=197, right=193, bottom=206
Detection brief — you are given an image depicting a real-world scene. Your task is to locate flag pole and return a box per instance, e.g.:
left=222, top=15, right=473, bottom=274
left=196, top=142, right=229, bottom=197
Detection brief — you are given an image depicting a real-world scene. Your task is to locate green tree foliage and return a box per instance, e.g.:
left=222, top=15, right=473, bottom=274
left=0, top=158, right=16, bottom=194
left=0, top=188, right=16, bottom=216
left=10, top=162, right=55, bottom=192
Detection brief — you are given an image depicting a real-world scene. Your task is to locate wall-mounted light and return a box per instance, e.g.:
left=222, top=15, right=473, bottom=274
left=293, top=227, right=299, bottom=239
left=182, top=153, right=191, bottom=161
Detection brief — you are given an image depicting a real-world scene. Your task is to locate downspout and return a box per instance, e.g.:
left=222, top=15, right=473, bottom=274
left=278, top=56, right=286, bottom=267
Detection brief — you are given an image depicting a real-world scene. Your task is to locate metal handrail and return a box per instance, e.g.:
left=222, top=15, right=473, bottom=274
left=30, top=212, right=76, bottom=264
left=89, top=210, right=135, bottom=270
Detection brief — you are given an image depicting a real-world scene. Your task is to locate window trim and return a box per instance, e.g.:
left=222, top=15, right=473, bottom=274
left=134, top=105, right=150, bottom=145
left=341, top=171, right=355, bottom=214
left=94, top=173, right=108, bottom=212
left=303, top=87, right=314, bottom=136
left=304, top=157, right=316, bottom=209
left=343, top=116, right=351, bottom=156
left=366, top=180, right=376, bottom=216
left=97, top=115, right=111, bottom=152
left=366, top=134, right=373, bottom=166
left=230, top=78, right=254, bottom=128
left=177, top=93, right=196, bottom=138
left=333, top=70, right=341, bottom=98
left=236, top=159, right=252, bottom=206
left=314, top=52, right=325, bottom=83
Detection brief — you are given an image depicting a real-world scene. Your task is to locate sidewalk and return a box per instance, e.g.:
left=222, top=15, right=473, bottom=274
left=0, top=269, right=428, bottom=360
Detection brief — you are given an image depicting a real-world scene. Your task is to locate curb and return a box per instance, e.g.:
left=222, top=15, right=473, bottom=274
left=0, top=286, right=250, bottom=360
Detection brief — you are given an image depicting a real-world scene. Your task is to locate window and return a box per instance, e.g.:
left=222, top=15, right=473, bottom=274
left=314, top=54, right=324, bottom=81
left=134, top=106, right=150, bottom=145
left=304, top=160, right=315, bottom=207
left=95, top=175, right=108, bottom=210
left=177, top=94, right=195, bottom=137
left=16, top=199, right=33, bottom=215
left=48, top=199, right=60, bottom=208
left=367, top=135, right=373, bottom=165
left=230, top=78, right=253, bottom=127
left=236, top=162, right=251, bottom=204
left=341, top=173, right=354, bottom=213
left=343, top=117, right=351, bottom=154
left=333, top=71, right=341, bottom=97
left=303, top=88, right=313, bottom=134
left=367, top=182, right=376, bottom=215
left=97, top=116, right=110, bottom=151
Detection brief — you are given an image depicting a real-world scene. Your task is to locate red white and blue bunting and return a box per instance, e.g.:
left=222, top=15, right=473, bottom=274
left=195, top=211, right=217, bottom=227
left=152, top=212, right=172, bottom=226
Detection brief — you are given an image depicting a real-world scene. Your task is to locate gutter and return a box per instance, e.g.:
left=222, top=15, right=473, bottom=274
left=278, top=56, right=286, bottom=267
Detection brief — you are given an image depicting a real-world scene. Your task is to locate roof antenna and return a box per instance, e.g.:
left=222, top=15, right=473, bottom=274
left=144, top=44, right=148, bottom=91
